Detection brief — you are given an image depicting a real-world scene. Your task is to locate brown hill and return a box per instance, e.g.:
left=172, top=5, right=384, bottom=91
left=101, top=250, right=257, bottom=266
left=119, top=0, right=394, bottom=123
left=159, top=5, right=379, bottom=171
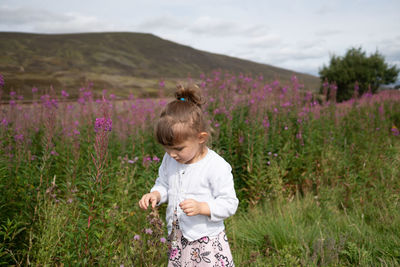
left=0, top=32, right=320, bottom=99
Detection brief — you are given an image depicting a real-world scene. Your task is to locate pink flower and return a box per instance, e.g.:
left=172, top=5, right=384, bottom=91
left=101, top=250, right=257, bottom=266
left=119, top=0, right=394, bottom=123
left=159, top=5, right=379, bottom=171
left=14, top=134, right=24, bottom=142
left=145, top=228, right=153, bottom=235
left=1, top=118, right=9, bottom=127
left=160, top=237, right=167, bottom=243
left=61, top=90, right=69, bottom=97
left=0, top=74, right=4, bottom=88
left=392, top=126, right=399, bottom=136
left=94, top=117, right=112, bottom=132
left=142, top=156, right=152, bottom=166
left=134, top=234, right=140, bottom=240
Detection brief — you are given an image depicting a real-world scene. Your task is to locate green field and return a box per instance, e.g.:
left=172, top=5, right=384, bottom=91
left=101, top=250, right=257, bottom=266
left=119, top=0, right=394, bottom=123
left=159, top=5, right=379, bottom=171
left=1, top=73, right=399, bottom=266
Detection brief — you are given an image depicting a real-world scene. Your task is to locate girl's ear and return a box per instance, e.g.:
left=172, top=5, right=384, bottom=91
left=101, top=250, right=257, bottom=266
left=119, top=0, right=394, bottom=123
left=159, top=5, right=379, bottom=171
left=198, top=132, right=208, bottom=144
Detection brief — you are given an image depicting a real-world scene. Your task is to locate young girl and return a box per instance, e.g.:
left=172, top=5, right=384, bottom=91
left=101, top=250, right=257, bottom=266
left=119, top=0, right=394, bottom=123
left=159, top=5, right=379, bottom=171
left=139, top=84, right=239, bottom=266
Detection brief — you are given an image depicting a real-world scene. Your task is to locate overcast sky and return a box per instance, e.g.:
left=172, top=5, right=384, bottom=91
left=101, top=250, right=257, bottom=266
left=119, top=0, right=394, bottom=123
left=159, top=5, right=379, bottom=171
left=1, top=0, right=399, bottom=76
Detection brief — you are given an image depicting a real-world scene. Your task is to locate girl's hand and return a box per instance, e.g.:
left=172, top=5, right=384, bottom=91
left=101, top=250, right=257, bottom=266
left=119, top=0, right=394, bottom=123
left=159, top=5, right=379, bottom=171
left=179, top=199, right=210, bottom=217
left=139, top=191, right=161, bottom=210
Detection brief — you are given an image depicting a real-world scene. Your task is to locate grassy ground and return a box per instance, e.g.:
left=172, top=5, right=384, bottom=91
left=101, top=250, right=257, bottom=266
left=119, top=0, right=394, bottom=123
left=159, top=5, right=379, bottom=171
left=1, top=73, right=399, bottom=266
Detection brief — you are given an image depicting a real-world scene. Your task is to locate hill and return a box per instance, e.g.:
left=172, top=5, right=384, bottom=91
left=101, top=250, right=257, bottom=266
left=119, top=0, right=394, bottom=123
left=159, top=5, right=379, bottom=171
left=0, top=32, right=320, bottom=98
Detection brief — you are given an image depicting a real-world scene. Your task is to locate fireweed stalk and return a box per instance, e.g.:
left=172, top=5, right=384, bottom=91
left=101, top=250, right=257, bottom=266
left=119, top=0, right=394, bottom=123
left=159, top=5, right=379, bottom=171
left=85, top=96, right=112, bottom=257
left=92, top=98, right=112, bottom=186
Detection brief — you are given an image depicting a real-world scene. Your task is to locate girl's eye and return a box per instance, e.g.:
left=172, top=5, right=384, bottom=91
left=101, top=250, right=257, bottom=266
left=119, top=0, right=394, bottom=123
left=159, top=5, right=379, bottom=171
left=175, top=147, right=184, bottom=151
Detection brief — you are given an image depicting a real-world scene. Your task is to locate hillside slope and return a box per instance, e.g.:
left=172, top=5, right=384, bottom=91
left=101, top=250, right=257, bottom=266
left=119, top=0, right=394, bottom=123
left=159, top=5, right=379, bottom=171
left=0, top=32, right=320, bottom=98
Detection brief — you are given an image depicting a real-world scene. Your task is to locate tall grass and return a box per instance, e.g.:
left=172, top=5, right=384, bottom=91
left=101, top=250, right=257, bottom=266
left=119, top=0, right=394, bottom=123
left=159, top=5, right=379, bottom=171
left=0, top=71, right=399, bottom=266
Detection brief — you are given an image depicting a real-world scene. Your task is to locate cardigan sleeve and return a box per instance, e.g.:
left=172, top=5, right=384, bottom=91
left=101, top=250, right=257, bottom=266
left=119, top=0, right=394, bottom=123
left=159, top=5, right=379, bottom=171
left=150, top=153, right=169, bottom=205
left=207, top=160, right=239, bottom=222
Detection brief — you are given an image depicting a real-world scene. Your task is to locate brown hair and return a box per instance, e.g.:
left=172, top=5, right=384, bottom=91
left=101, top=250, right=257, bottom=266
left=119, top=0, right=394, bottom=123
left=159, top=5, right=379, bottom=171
left=156, top=84, right=209, bottom=146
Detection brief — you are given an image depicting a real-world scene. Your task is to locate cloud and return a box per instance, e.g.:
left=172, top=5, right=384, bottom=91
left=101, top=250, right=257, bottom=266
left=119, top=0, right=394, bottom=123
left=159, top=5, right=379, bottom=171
left=244, top=34, right=282, bottom=48
left=135, top=15, right=186, bottom=31
left=314, top=28, right=342, bottom=37
left=187, top=17, right=270, bottom=37
left=0, top=6, right=113, bottom=33
left=0, top=6, right=71, bottom=25
left=188, top=17, right=241, bottom=36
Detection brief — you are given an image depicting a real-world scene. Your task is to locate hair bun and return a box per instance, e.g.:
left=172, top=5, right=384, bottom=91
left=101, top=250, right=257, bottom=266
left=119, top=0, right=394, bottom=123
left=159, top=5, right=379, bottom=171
left=175, top=84, right=204, bottom=108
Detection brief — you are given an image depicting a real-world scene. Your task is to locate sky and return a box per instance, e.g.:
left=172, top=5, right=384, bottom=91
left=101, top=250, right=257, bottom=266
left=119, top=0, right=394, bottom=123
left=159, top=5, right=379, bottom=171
left=1, top=0, right=399, bottom=76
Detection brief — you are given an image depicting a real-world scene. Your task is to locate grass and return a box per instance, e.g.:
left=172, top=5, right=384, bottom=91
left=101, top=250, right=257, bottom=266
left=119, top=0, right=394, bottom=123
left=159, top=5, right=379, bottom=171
left=0, top=72, right=400, bottom=266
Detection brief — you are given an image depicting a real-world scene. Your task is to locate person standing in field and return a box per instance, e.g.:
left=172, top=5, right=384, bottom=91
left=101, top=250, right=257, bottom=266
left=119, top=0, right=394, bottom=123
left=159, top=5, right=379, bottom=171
left=139, top=84, right=239, bottom=267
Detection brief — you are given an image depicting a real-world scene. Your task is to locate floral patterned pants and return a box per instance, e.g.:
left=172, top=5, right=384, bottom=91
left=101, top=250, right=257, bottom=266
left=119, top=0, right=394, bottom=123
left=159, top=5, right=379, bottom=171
left=167, top=211, right=234, bottom=267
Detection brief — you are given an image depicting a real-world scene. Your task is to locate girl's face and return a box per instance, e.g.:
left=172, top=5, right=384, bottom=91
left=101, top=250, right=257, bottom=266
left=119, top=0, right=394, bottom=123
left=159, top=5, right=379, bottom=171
left=164, top=133, right=208, bottom=164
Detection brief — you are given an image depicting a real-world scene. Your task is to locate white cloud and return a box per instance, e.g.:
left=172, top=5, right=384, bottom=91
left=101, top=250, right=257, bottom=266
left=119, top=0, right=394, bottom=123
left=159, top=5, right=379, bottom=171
left=189, top=17, right=241, bottom=36
left=0, top=6, right=113, bottom=33
left=135, top=15, right=185, bottom=32
left=314, top=28, right=342, bottom=37
left=245, top=34, right=282, bottom=48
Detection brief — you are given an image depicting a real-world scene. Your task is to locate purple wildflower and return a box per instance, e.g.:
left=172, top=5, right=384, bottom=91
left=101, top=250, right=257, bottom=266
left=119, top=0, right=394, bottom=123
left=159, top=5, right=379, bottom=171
left=134, top=234, right=140, bottom=240
left=1, top=118, right=9, bottom=127
left=61, top=90, right=69, bottom=97
left=145, top=228, right=153, bottom=235
left=392, top=126, right=399, bottom=136
left=160, top=237, right=167, bottom=243
left=32, top=87, right=38, bottom=93
left=14, top=134, right=24, bottom=142
left=152, top=156, right=160, bottom=162
left=354, top=81, right=359, bottom=92
left=142, top=156, right=152, bottom=166
left=262, top=117, right=270, bottom=129
left=159, top=80, right=165, bottom=87
left=94, top=117, right=112, bottom=132
left=0, top=74, right=4, bottom=88
left=10, top=91, right=16, bottom=97
left=84, top=91, right=92, bottom=98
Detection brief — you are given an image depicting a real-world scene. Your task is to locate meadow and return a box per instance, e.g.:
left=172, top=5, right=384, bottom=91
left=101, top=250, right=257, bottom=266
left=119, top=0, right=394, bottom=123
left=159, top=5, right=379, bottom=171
left=1, top=71, right=400, bottom=266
